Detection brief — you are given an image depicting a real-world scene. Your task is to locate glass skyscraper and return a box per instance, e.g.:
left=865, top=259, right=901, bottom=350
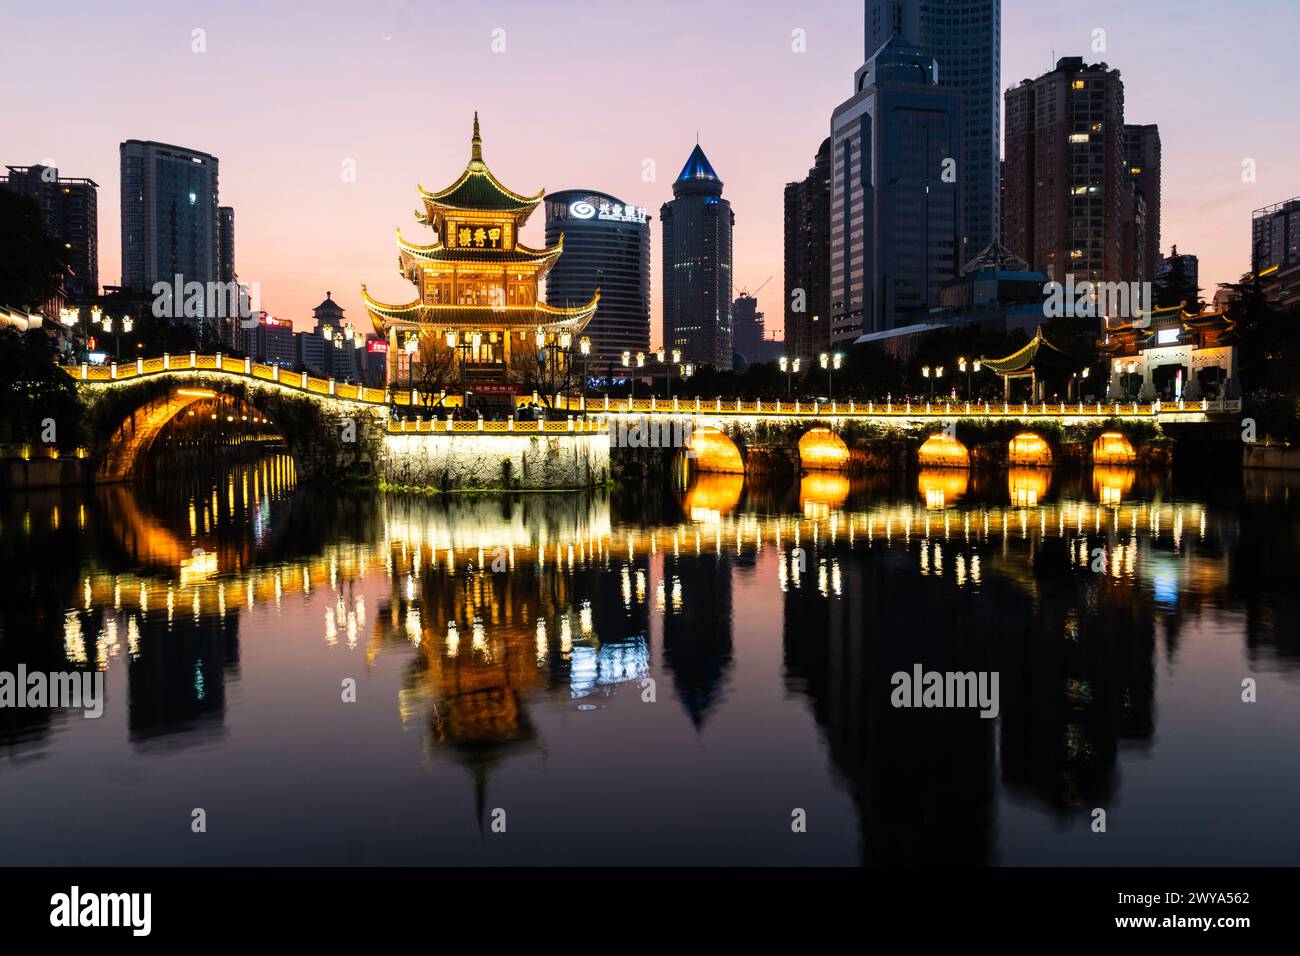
left=543, top=189, right=651, bottom=379
left=865, top=0, right=1001, bottom=264
left=660, top=145, right=734, bottom=371
left=830, top=40, right=962, bottom=341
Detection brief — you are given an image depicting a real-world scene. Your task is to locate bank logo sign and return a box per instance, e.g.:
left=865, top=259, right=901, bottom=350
left=568, top=200, right=647, bottom=224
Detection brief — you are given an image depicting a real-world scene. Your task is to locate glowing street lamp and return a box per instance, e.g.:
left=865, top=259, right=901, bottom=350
left=779, top=355, right=797, bottom=397
left=404, top=332, right=418, bottom=394
left=959, top=356, right=979, bottom=400
left=819, top=351, right=843, bottom=399
left=622, top=350, right=636, bottom=401
left=578, top=336, right=591, bottom=407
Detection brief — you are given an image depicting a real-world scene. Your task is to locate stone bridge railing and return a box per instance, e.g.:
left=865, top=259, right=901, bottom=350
left=65, top=354, right=1241, bottom=422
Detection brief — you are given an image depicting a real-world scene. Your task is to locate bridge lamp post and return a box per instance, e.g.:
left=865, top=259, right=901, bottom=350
left=579, top=336, right=591, bottom=410
left=622, top=350, right=645, bottom=401
left=780, top=356, right=801, bottom=398
left=405, top=332, right=419, bottom=400
left=819, top=352, right=843, bottom=400
left=958, top=357, right=980, bottom=401
left=558, top=330, right=573, bottom=407
left=60, top=307, right=82, bottom=362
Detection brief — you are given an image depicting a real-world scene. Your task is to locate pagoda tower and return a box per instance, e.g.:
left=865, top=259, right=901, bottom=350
left=362, top=114, right=598, bottom=406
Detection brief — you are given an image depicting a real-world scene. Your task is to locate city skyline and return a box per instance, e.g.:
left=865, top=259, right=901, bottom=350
left=6, top=0, right=1298, bottom=345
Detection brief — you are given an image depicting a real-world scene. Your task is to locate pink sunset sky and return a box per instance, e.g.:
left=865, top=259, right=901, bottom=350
left=8, top=0, right=1299, bottom=343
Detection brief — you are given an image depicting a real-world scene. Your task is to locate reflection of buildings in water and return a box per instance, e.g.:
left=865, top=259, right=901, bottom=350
left=775, top=495, right=1248, bottom=854
left=127, top=612, right=240, bottom=749
left=1008, top=467, right=1051, bottom=508
left=660, top=552, right=734, bottom=729
left=1093, top=466, right=1136, bottom=508
left=781, top=542, right=998, bottom=864
left=918, top=469, right=969, bottom=510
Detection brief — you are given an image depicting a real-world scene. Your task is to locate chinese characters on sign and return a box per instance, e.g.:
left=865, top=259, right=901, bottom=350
left=448, top=221, right=511, bottom=249
left=568, top=200, right=648, bottom=224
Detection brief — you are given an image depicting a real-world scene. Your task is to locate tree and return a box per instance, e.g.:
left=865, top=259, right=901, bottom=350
left=1155, top=255, right=1203, bottom=312
left=0, top=190, right=68, bottom=310
left=508, top=340, right=577, bottom=410
left=411, top=335, right=457, bottom=412
left=1218, top=278, right=1299, bottom=393
left=0, top=327, right=85, bottom=449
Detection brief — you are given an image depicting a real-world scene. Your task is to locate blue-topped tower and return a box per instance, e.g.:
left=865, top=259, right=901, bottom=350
left=660, top=143, right=735, bottom=370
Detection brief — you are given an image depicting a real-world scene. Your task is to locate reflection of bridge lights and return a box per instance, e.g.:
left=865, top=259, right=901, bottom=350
left=447, top=621, right=459, bottom=656
left=324, top=608, right=337, bottom=645
left=621, top=565, right=632, bottom=607
left=635, top=569, right=646, bottom=603
left=127, top=615, right=140, bottom=659
left=579, top=600, right=593, bottom=636
left=656, top=579, right=665, bottom=611
left=535, top=618, right=547, bottom=663
left=179, top=549, right=218, bottom=585
left=472, top=618, right=486, bottom=654
left=63, top=611, right=86, bottom=664
left=670, top=576, right=682, bottom=611
left=559, top=615, right=572, bottom=652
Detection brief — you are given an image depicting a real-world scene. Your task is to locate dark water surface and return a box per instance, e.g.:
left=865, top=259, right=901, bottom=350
left=2, top=457, right=1298, bottom=865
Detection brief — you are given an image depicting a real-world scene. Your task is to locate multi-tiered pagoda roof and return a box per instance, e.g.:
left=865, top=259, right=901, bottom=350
left=361, top=114, right=598, bottom=337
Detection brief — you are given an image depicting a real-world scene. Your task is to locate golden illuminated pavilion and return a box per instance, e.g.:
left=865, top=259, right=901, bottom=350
left=361, top=114, right=598, bottom=397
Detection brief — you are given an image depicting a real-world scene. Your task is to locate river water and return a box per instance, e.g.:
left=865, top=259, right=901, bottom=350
left=2, top=456, right=1298, bottom=865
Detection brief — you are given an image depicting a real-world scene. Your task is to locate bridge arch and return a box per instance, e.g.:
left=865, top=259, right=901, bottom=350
left=686, top=426, right=744, bottom=474
left=1007, top=432, right=1052, bottom=466
left=917, top=433, right=970, bottom=468
left=796, top=427, right=850, bottom=471
left=84, top=374, right=383, bottom=482
left=1092, top=431, right=1136, bottom=465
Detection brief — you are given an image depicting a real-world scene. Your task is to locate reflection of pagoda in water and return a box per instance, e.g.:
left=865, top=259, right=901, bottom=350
left=373, top=495, right=652, bottom=821
left=361, top=115, right=597, bottom=403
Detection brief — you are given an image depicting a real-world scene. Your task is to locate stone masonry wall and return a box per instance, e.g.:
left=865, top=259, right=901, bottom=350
left=383, top=432, right=610, bottom=490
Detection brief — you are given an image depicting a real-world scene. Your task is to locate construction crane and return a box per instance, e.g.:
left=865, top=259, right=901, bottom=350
left=738, top=275, right=773, bottom=298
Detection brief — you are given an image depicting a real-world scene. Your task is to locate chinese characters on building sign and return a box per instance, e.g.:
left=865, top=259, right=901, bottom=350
left=568, top=201, right=647, bottom=224
left=448, top=221, right=511, bottom=249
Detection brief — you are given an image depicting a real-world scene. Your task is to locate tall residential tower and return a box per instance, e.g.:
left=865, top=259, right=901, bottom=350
left=1, top=164, right=99, bottom=299
left=784, top=137, right=832, bottom=360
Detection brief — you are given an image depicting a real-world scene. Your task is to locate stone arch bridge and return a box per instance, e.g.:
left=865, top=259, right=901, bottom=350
left=65, top=354, right=1241, bottom=485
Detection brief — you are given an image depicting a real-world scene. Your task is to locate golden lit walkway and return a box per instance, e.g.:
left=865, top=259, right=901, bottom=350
left=65, top=354, right=1239, bottom=423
